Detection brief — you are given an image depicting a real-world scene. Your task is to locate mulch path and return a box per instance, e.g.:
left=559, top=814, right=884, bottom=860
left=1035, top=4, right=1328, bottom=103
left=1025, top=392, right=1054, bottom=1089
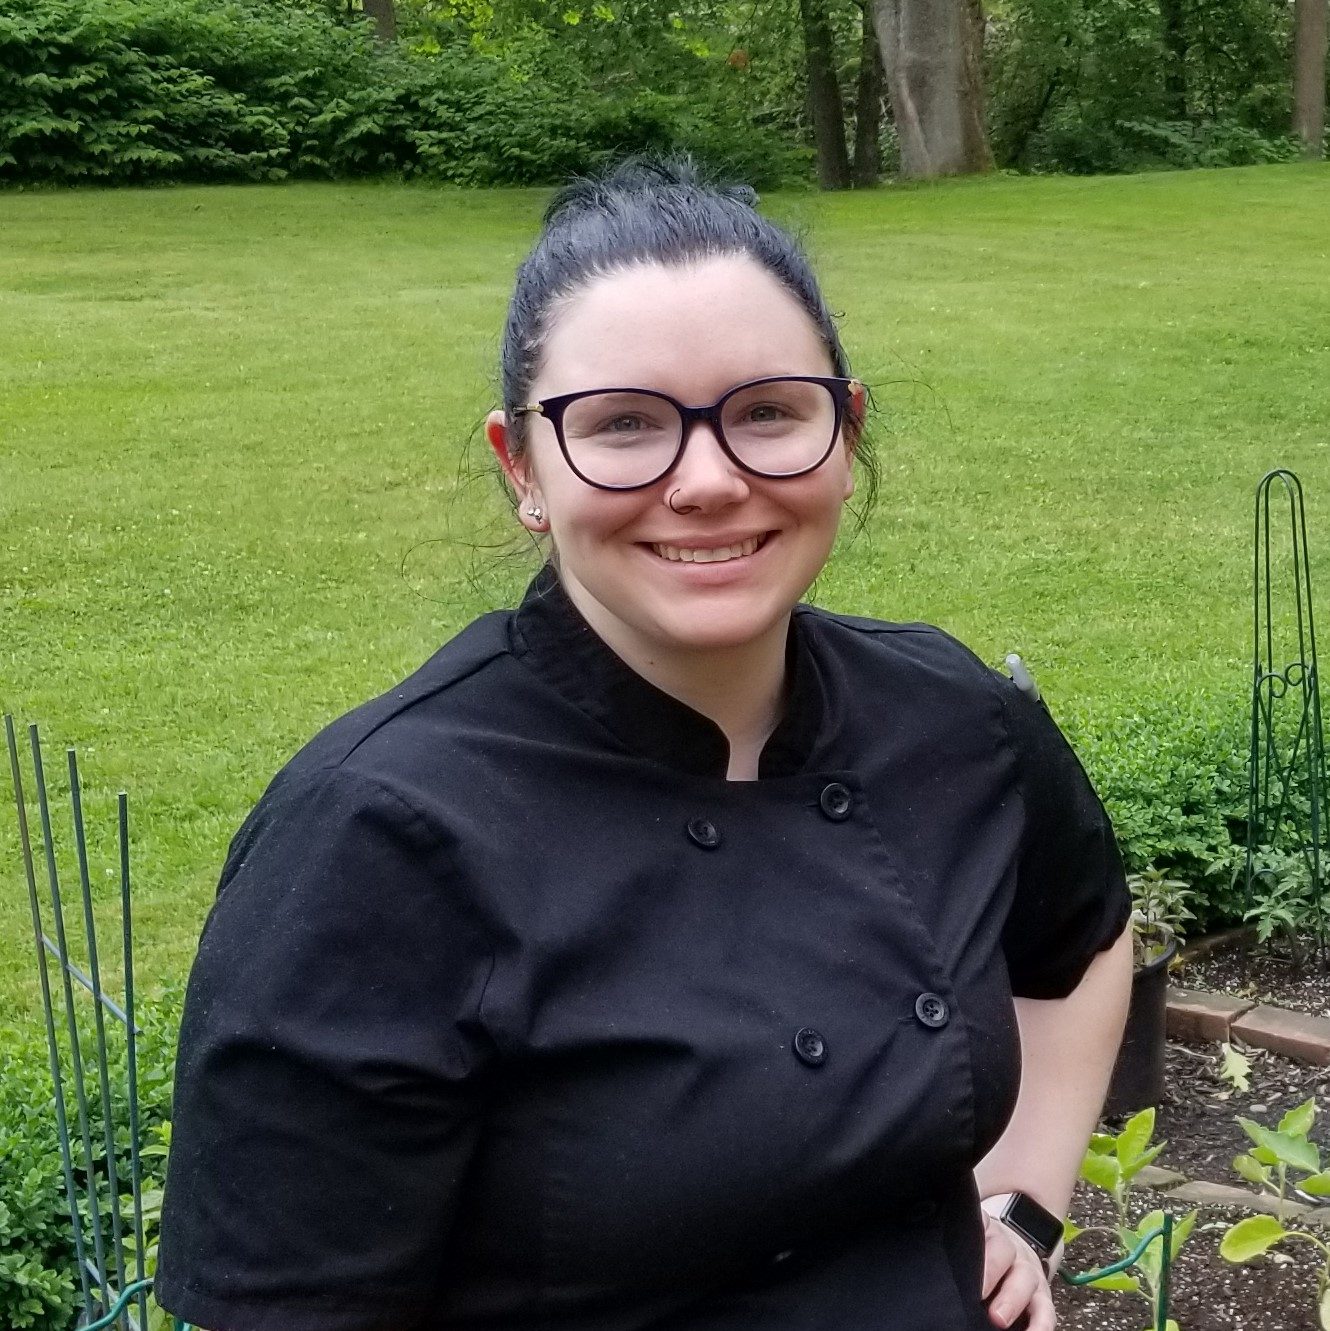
left=1051, top=1025, right=1330, bottom=1331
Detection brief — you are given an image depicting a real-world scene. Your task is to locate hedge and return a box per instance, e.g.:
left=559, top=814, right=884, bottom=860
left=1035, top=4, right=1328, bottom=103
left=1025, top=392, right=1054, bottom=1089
left=0, top=0, right=805, bottom=189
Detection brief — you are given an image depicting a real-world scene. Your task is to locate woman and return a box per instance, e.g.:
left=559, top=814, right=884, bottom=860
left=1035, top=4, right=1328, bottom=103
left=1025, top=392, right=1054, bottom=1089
left=157, top=157, right=1133, bottom=1331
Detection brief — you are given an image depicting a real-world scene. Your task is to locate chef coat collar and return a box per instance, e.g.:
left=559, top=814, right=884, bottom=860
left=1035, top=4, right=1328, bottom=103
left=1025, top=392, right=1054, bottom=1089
left=512, top=563, right=825, bottom=780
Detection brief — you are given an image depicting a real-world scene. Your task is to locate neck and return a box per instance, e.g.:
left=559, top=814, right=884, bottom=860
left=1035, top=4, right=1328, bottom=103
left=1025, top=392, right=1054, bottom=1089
left=563, top=585, right=790, bottom=782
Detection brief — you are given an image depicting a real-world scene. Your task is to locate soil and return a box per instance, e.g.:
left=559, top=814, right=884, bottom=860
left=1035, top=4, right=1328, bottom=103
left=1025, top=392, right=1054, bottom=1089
left=1051, top=1039, right=1330, bottom=1331
left=1179, top=931, right=1330, bottom=1019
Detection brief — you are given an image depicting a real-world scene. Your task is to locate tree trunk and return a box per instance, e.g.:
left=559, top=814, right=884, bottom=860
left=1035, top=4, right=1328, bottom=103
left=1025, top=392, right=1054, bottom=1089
left=1158, top=0, right=1189, bottom=120
left=362, top=0, right=397, bottom=42
left=800, top=0, right=853, bottom=189
left=852, top=6, right=886, bottom=185
left=1293, top=0, right=1327, bottom=158
left=871, top=0, right=994, bottom=179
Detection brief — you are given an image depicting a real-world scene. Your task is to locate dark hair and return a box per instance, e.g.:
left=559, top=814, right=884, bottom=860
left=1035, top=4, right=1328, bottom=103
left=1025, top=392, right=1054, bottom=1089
left=498, top=154, right=877, bottom=517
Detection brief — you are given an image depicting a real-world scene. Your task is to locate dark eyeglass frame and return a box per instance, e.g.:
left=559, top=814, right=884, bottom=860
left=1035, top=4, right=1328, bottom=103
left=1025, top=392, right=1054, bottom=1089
left=511, top=374, right=861, bottom=492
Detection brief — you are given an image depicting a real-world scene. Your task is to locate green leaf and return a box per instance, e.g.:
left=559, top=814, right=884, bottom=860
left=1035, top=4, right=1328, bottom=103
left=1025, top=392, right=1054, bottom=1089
left=1219, top=1214, right=1287, bottom=1262
left=1278, top=1098, right=1316, bottom=1138
left=1062, top=1219, right=1084, bottom=1243
left=1299, top=1170, right=1330, bottom=1196
left=1237, top=1118, right=1321, bottom=1173
left=1233, top=1153, right=1273, bottom=1186
left=1121, top=1141, right=1165, bottom=1181
left=1088, top=1133, right=1117, bottom=1155
left=1117, top=1108, right=1156, bottom=1165
left=1318, top=1283, right=1330, bottom=1331
left=1081, top=1150, right=1122, bottom=1192
left=1171, top=1209, right=1198, bottom=1256
left=1089, top=1272, right=1141, bottom=1292
left=1219, top=1042, right=1251, bottom=1092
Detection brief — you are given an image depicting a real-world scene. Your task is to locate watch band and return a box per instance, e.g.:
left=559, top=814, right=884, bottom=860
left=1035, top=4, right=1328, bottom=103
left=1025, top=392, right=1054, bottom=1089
left=997, top=1191, right=1064, bottom=1262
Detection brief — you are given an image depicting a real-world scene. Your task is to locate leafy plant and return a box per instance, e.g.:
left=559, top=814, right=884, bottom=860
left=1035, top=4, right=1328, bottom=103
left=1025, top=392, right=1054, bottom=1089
left=1127, top=865, right=1194, bottom=966
left=1222, top=1098, right=1330, bottom=1329
left=0, top=992, right=178, bottom=1331
left=1066, top=1108, right=1196, bottom=1330
left=1240, top=848, right=1329, bottom=972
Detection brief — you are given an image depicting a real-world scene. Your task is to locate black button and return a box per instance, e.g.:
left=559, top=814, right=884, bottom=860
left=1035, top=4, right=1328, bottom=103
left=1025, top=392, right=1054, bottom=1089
left=687, top=817, right=720, bottom=849
left=793, top=1027, right=826, bottom=1066
left=914, top=992, right=950, bottom=1029
left=819, top=782, right=852, bottom=821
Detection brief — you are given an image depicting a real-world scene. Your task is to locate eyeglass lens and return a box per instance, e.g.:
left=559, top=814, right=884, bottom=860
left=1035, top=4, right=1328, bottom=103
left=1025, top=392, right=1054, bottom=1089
left=559, top=378, right=839, bottom=488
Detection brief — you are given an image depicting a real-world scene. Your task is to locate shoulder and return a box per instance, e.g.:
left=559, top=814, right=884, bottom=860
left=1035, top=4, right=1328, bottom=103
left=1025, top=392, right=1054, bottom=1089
left=795, top=603, right=1009, bottom=706
left=236, top=609, right=522, bottom=846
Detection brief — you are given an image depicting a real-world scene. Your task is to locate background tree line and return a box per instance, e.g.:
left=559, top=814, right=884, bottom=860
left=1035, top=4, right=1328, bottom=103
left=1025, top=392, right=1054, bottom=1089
left=0, top=0, right=1324, bottom=188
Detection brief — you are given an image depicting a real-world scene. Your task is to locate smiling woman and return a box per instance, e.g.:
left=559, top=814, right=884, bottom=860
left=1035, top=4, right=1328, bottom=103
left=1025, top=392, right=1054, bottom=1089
left=153, top=156, right=1134, bottom=1331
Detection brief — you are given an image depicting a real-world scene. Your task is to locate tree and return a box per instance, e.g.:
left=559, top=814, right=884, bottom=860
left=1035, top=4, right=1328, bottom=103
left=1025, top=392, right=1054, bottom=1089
left=871, top=0, right=993, bottom=178
left=1158, top=0, right=1189, bottom=119
left=1292, top=0, right=1327, bottom=157
left=800, top=0, right=853, bottom=186
left=851, top=2, right=885, bottom=184
left=362, top=0, right=398, bottom=40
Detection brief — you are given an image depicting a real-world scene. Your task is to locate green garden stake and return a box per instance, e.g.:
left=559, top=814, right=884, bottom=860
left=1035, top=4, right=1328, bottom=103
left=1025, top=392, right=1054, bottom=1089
left=1246, top=470, right=1329, bottom=971
left=4, top=715, right=191, bottom=1331
left=1061, top=1211, right=1174, bottom=1330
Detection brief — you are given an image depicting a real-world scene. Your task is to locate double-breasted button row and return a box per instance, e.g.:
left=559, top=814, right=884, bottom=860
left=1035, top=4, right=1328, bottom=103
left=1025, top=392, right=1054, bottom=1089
left=685, top=785, right=853, bottom=851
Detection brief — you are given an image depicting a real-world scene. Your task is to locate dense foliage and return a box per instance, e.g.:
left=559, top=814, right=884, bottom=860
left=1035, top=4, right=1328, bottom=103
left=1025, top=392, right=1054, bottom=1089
left=0, top=994, right=177, bottom=1331
left=1063, top=696, right=1250, bottom=932
left=0, top=0, right=802, bottom=187
left=0, top=0, right=1316, bottom=187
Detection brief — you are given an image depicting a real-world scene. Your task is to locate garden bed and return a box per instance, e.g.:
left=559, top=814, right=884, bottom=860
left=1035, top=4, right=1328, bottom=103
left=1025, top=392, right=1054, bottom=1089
left=1052, top=1037, right=1330, bottom=1331
left=1180, top=932, right=1330, bottom=1020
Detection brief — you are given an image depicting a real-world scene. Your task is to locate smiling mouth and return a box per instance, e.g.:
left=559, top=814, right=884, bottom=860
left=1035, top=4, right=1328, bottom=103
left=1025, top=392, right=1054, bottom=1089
left=649, top=534, right=769, bottom=564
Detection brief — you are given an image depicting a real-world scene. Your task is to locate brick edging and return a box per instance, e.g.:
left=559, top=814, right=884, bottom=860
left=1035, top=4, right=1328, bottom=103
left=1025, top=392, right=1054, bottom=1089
left=1166, top=986, right=1330, bottom=1066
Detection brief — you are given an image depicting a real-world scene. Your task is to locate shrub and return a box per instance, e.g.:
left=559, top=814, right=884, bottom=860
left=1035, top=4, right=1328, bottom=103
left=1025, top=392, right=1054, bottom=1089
left=0, top=0, right=805, bottom=188
left=0, top=989, right=179, bottom=1331
left=1059, top=694, right=1250, bottom=932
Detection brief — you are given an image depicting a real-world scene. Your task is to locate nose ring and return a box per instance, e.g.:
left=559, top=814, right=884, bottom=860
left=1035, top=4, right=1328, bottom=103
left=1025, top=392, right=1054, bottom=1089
left=668, top=489, right=700, bottom=515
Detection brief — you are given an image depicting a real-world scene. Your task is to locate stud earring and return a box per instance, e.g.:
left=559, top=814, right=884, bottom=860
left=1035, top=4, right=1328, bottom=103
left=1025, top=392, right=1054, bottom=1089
left=526, top=504, right=544, bottom=522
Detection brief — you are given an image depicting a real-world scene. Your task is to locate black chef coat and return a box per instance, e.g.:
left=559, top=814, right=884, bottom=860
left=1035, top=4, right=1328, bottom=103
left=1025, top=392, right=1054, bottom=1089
left=156, top=563, right=1131, bottom=1331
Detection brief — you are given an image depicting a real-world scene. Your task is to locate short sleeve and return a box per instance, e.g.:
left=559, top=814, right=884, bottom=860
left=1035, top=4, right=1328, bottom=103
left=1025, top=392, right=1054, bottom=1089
left=996, top=679, right=1133, bottom=1000
left=156, top=765, right=494, bottom=1331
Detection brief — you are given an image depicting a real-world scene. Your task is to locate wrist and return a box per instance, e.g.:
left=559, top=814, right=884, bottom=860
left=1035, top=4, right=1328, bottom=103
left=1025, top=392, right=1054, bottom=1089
left=981, top=1191, right=1065, bottom=1278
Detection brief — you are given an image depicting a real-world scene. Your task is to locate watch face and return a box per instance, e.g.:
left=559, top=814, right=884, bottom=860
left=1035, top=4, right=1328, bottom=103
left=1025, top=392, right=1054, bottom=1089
left=1005, top=1193, right=1062, bottom=1257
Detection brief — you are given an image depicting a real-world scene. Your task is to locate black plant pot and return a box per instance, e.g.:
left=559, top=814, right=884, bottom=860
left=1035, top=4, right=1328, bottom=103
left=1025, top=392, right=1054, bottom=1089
left=1104, top=927, right=1179, bottom=1118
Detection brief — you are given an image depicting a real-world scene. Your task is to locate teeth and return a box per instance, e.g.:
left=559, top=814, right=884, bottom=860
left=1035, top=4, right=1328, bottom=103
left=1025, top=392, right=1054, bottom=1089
left=652, top=536, right=763, bottom=563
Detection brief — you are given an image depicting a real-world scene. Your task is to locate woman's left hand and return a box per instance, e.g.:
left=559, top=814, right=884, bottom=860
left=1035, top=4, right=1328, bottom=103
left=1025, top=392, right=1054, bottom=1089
left=980, top=1209, right=1056, bottom=1331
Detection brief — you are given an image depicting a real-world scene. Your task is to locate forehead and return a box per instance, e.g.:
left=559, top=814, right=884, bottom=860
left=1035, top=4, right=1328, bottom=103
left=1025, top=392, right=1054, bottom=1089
left=534, top=254, right=832, bottom=399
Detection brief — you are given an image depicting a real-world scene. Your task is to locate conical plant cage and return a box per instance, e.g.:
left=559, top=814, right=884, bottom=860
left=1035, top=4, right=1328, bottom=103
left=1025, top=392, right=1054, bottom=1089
left=4, top=714, right=189, bottom=1331
left=1245, top=470, right=1330, bottom=973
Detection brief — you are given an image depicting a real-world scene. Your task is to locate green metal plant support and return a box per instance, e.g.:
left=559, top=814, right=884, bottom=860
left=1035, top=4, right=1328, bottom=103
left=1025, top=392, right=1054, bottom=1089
left=1245, top=469, right=1330, bottom=970
left=1061, top=1213, right=1174, bottom=1331
left=5, top=715, right=190, bottom=1331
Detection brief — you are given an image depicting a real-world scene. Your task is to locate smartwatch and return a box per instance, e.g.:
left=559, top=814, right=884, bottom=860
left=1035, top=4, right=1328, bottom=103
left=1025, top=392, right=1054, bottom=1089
left=995, top=1191, right=1064, bottom=1267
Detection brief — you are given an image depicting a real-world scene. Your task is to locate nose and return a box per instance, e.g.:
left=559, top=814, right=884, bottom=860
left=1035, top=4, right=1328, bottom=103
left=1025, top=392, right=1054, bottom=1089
left=666, top=419, right=750, bottom=512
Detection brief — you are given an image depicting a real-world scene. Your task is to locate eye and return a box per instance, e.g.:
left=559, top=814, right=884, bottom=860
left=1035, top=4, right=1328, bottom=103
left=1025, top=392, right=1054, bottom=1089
left=743, top=402, right=793, bottom=424
left=604, top=413, right=650, bottom=432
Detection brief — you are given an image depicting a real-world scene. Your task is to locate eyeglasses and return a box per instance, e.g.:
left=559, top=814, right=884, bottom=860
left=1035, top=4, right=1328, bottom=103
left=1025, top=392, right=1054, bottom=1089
left=512, top=374, right=860, bottom=492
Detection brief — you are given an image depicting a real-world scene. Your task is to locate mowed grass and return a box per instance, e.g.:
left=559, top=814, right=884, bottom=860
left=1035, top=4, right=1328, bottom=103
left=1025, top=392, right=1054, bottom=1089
left=2, top=165, right=1329, bottom=1020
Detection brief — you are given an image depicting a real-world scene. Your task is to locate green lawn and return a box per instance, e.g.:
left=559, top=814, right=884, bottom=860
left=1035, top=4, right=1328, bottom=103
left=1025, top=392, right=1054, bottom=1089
left=2, top=165, right=1329, bottom=1020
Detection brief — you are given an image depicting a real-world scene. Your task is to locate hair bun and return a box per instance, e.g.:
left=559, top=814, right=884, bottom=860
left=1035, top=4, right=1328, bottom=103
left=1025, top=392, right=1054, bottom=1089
left=543, top=153, right=759, bottom=227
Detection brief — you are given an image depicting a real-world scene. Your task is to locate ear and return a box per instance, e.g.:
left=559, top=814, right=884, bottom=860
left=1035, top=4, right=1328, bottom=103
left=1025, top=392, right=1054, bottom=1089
left=487, top=409, right=528, bottom=492
left=487, top=409, right=549, bottom=533
left=844, top=380, right=867, bottom=456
